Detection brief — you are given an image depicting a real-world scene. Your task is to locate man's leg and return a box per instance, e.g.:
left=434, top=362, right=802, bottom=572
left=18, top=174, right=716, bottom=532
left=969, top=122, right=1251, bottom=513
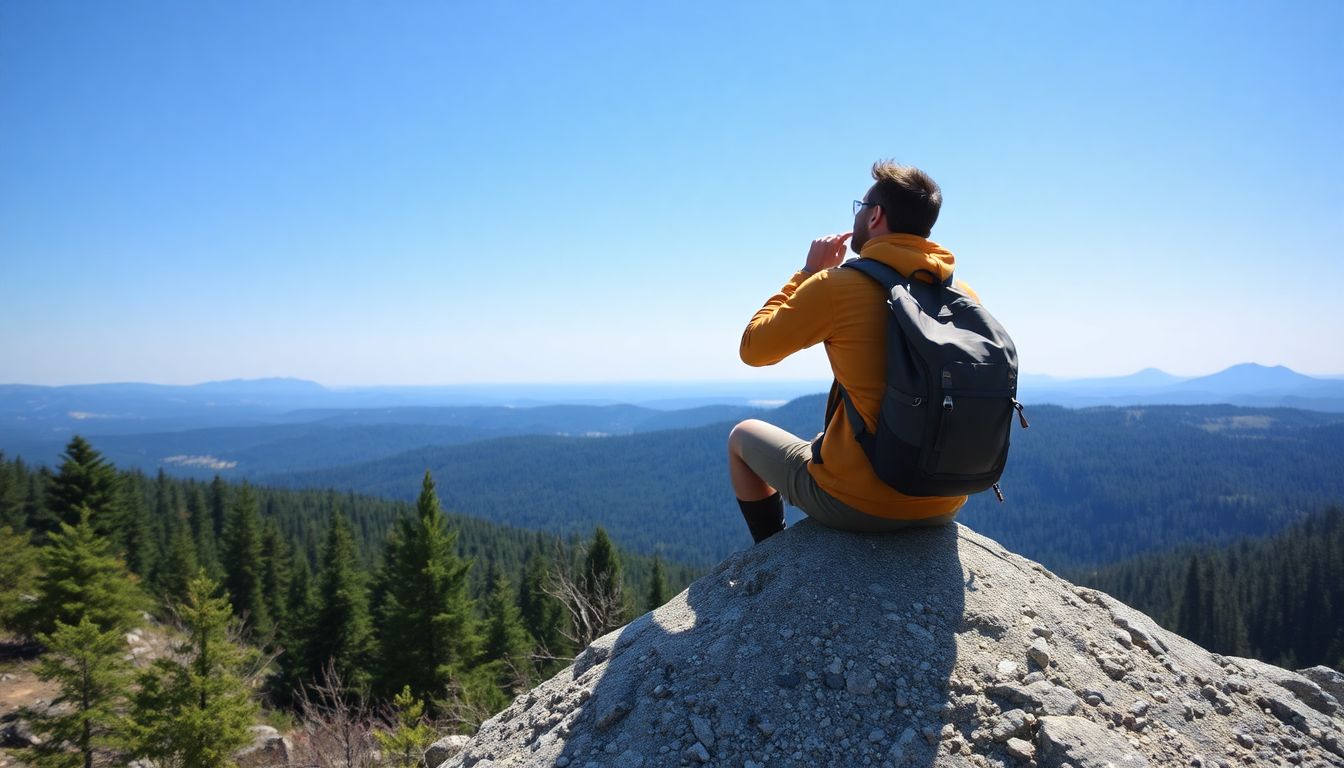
left=727, top=419, right=802, bottom=543
left=731, top=419, right=963, bottom=535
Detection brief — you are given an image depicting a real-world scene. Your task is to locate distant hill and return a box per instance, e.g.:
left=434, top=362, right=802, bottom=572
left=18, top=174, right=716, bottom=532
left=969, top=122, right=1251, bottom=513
left=8, top=364, right=1344, bottom=477
left=1022, top=367, right=1187, bottom=391
left=1173, top=363, right=1322, bottom=395
left=1, top=402, right=769, bottom=477
left=265, top=401, right=1344, bottom=571
left=1021, top=363, right=1344, bottom=410
left=0, top=379, right=819, bottom=465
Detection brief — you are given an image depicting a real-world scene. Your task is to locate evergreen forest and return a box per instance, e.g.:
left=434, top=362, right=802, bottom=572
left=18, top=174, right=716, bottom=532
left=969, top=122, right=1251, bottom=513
left=266, top=401, right=1344, bottom=569
left=0, top=438, right=691, bottom=766
left=1076, top=505, right=1344, bottom=671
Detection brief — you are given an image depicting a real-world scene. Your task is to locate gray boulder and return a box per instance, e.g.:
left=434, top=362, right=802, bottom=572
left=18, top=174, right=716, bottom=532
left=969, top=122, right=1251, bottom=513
left=1037, top=715, right=1149, bottom=767
left=441, top=521, right=1344, bottom=767
left=427, top=733, right=471, bottom=767
left=1303, top=665, right=1344, bottom=706
left=233, top=724, right=292, bottom=767
left=0, top=715, right=40, bottom=748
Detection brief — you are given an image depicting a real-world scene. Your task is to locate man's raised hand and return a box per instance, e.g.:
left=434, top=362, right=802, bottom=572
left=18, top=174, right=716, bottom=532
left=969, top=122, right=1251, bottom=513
left=804, top=232, right=852, bottom=274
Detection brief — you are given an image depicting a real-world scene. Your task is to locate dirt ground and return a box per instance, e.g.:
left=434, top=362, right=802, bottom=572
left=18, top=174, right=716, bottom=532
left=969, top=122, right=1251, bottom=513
left=0, top=660, right=58, bottom=719
left=0, top=622, right=171, bottom=765
left=1, top=652, right=56, bottom=766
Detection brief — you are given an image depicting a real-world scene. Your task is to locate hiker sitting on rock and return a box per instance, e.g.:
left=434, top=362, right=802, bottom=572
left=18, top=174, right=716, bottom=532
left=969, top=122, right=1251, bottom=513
left=730, top=161, right=1002, bottom=543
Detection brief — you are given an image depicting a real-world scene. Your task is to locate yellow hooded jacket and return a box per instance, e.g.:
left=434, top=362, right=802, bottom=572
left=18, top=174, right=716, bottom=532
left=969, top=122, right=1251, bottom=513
left=739, top=233, right=978, bottom=520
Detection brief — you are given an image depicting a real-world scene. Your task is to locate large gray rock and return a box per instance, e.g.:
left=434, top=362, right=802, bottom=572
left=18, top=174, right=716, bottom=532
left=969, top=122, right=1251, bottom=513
left=233, top=724, right=292, bottom=767
left=0, top=715, right=40, bottom=748
left=1037, top=715, right=1148, bottom=767
left=1303, top=666, right=1344, bottom=705
left=427, top=734, right=471, bottom=767
left=442, top=521, right=1344, bottom=767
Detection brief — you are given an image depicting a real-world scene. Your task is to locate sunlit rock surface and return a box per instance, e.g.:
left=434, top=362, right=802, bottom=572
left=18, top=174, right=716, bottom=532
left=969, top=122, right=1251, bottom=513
left=444, top=521, right=1344, bottom=767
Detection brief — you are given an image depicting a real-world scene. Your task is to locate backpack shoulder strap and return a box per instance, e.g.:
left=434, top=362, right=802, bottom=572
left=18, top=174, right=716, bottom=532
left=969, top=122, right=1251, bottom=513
left=842, top=258, right=953, bottom=289
left=816, top=379, right=873, bottom=462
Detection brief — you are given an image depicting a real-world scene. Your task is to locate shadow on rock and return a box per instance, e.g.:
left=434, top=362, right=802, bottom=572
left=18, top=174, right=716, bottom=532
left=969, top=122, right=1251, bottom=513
left=450, top=518, right=1344, bottom=767
left=449, top=519, right=965, bottom=767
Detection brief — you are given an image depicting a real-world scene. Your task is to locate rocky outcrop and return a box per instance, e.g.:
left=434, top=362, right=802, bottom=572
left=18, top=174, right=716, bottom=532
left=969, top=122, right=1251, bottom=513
left=444, top=520, right=1344, bottom=767
left=0, top=713, right=40, bottom=749
left=233, top=724, right=292, bottom=767
left=427, top=734, right=472, bottom=766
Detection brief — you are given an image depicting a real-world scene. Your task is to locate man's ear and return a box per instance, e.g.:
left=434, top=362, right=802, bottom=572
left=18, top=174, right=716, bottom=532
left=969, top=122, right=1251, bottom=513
left=867, top=205, right=887, bottom=235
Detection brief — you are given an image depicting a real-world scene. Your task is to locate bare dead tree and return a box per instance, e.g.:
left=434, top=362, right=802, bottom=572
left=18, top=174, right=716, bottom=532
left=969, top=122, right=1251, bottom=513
left=434, top=675, right=503, bottom=736
left=541, top=539, right=628, bottom=652
left=501, top=652, right=536, bottom=699
left=291, top=660, right=379, bottom=768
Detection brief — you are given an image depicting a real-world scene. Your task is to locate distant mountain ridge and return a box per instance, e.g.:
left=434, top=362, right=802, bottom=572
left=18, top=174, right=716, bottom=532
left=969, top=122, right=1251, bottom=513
left=0, top=402, right=770, bottom=476
left=0, top=378, right=826, bottom=445
left=1021, top=362, right=1344, bottom=410
left=6, top=363, right=1340, bottom=446
left=1176, top=363, right=1322, bottom=393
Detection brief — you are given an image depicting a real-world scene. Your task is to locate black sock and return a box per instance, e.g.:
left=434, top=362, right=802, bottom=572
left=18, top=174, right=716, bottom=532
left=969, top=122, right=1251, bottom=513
left=738, top=492, right=785, bottom=543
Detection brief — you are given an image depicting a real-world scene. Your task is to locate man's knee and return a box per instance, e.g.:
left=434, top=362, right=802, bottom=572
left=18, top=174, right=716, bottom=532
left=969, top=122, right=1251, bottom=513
left=728, top=418, right=769, bottom=455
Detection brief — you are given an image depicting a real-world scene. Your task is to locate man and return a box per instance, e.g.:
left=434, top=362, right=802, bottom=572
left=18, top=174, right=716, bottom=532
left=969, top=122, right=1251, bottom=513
left=729, top=161, right=979, bottom=543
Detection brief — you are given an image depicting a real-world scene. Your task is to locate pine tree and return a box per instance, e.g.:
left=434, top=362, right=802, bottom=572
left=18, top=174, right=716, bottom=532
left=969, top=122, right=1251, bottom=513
left=21, top=507, right=143, bottom=639
left=22, top=471, right=46, bottom=538
left=581, top=526, right=629, bottom=636
left=276, top=551, right=317, bottom=700
left=129, top=574, right=258, bottom=768
left=159, top=505, right=199, bottom=601
left=208, top=475, right=228, bottom=540
left=1208, top=558, right=1247, bottom=657
left=186, top=487, right=222, bottom=581
left=308, top=510, right=375, bottom=692
left=646, top=554, right=669, bottom=612
left=1176, top=554, right=1218, bottom=650
left=0, top=525, right=39, bottom=633
left=120, top=477, right=157, bottom=580
left=288, top=551, right=316, bottom=622
left=0, top=455, right=23, bottom=529
left=372, top=686, right=437, bottom=768
left=25, top=617, right=132, bottom=768
left=41, top=436, right=120, bottom=541
left=260, top=519, right=293, bottom=637
left=221, top=484, right=270, bottom=638
left=374, top=472, right=476, bottom=702
left=480, top=567, right=532, bottom=695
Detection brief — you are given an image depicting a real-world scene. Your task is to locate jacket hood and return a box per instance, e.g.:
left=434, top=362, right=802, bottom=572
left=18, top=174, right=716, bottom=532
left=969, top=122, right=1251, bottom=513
left=856, top=233, right=956, bottom=283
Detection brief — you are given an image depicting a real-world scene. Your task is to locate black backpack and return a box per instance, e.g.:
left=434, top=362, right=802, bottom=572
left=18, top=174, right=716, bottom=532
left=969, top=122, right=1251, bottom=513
left=811, top=258, right=1028, bottom=501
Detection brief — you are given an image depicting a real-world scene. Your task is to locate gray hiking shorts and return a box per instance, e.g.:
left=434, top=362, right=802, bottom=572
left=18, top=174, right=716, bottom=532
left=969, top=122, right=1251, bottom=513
left=736, top=420, right=957, bottom=533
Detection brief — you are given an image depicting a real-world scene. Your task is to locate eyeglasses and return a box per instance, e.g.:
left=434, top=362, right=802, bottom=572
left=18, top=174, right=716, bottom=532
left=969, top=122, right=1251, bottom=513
left=853, top=199, right=880, bottom=215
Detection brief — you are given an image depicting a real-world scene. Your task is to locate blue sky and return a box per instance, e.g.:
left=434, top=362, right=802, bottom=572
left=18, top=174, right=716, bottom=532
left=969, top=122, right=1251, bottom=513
left=2, top=1, right=1341, bottom=386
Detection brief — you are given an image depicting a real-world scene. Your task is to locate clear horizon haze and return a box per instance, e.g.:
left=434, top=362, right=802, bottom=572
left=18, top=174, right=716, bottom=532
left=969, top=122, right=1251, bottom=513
left=2, top=1, right=1341, bottom=386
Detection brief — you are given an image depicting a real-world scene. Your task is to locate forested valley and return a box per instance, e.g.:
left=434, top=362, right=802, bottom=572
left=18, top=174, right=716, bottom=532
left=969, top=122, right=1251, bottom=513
left=0, top=439, right=693, bottom=766
left=4, top=400, right=1344, bottom=764
left=1075, top=505, right=1344, bottom=672
left=269, top=401, right=1344, bottom=570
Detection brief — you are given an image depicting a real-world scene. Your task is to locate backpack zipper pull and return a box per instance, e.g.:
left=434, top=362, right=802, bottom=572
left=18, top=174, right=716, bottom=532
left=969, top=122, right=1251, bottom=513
left=942, top=395, right=954, bottom=412
left=1012, top=399, right=1030, bottom=428
left=992, top=482, right=1005, bottom=503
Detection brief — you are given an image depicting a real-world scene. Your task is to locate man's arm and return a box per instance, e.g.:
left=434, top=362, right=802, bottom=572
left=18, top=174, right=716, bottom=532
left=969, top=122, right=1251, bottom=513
left=739, top=233, right=850, bottom=367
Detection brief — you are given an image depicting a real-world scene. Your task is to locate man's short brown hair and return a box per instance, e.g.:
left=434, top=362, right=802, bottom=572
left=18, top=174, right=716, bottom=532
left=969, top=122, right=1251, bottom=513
left=869, top=161, right=942, bottom=237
